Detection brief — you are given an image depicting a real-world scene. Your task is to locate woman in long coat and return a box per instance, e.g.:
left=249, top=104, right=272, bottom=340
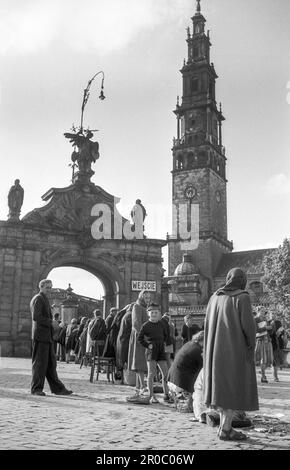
left=269, top=319, right=285, bottom=382
left=127, top=290, right=152, bottom=395
left=254, top=308, right=274, bottom=383
left=116, top=303, right=134, bottom=369
left=103, top=308, right=122, bottom=358
left=77, top=318, right=90, bottom=364
left=203, top=267, right=258, bottom=441
left=74, top=316, right=87, bottom=359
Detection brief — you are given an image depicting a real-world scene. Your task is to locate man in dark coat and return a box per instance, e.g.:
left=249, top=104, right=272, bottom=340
left=103, top=305, right=131, bottom=359
left=30, top=279, right=73, bottom=396
left=88, top=309, right=106, bottom=356
left=181, top=314, right=200, bottom=345
left=105, top=307, right=119, bottom=333
left=203, top=267, right=258, bottom=441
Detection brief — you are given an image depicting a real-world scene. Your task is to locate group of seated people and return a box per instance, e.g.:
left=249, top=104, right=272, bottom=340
left=52, top=308, right=115, bottom=365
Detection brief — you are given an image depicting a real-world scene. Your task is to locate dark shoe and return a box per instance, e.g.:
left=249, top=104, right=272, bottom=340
left=219, top=428, right=247, bottom=441
left=126, top=395, right=150, bottom=405
left=232, top=419, right=252, bottom=428
left=261, top=377, right=268, bottom=383
left=199, top=412, right=207, bottom=424
left=163, top=394, right=174, bottom=403
left=53, top=389, right=73, bottom=396
left=31, top=391, right=46, bottom=396
left=150, top=395, right=159, bottom=404
left=206, top=412, right=219, bottom=427
left=153, top=384, right=164, bottom=394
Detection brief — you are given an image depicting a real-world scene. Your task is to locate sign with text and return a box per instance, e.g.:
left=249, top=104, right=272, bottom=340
left=131, top=280, right=157, bottom=292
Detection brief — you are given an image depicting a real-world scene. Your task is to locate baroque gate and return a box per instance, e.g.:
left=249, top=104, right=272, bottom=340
left=0, top=132, right=166, bottom=357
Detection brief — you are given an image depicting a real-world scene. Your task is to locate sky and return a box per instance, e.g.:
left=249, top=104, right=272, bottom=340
left=0, top=0, right=290, bottom=299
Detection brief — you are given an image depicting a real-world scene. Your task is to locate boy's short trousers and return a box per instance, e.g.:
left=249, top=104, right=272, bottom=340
left=145, top=342, right=166, bottom=362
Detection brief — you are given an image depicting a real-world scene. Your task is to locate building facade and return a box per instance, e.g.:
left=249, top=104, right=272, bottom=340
left=49, top=284, right=103, bottom=322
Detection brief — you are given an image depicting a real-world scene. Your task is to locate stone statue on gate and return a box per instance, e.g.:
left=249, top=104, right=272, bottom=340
left=8, top=179, right=24, bottom=221
left=64, top=130, right=100, bottom=178
left=130, top=199, right=147, bottom=236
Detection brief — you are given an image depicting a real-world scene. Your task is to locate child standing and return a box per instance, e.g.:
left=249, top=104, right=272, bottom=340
left=138, top=303, right=170, bottom=403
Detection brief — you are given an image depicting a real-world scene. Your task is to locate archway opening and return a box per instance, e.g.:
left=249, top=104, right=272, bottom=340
left=49, top=267, right=104, bottom=299
left=48, top=266, right=105, bottom=320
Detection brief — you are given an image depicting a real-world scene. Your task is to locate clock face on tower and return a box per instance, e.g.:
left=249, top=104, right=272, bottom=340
left=184, top=185, right=197, bottom=199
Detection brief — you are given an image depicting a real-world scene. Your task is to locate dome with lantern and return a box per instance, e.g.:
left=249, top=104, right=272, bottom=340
left=174, top=253, right=197, bottom=277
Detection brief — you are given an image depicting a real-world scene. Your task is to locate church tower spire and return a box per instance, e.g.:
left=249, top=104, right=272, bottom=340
left=168, top=1, right=232, bottom=283
left=196, top=0, right=201, bottom=15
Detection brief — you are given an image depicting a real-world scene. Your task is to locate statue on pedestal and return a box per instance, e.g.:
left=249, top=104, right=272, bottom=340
left=64, top=71, right=106, bottom=185
left=130, top=199, right=147, bottom=235
left=64, top=130, right=100, bottom=184
left=8, top=179, right=24, bottom=221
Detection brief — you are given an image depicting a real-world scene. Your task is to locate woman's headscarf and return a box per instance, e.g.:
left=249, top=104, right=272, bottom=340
left=137, top=289, right=151, bottom=307
left=217, top=267, right=247, bottom=293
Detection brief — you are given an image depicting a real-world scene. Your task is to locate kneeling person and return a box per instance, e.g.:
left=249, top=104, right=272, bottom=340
left=167, top=331, right=204, bottom=413
left=138, top=304, right=170, bottom=403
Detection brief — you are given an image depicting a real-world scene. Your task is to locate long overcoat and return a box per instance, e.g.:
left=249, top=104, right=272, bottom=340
left=30, top=293, right=53, bottom=343
left=103, top=308, right=127, bottom=358
left=203, top=289, right=259, bottom=411
left=127, top=302, right=148, bottom=372
left=116, top=310, right=132, bottom=369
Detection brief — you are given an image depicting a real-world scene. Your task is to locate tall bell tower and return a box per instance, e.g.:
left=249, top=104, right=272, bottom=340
left=168, top=0, right=233, bottom=287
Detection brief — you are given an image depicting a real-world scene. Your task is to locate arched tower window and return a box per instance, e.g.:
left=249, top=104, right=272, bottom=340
left=193, top=46, right=199, bottom=59
left=187, top=152, right=194, bottom=169
left=190, top=78, right=199, bottom=93
left=176, top=153, right=185, bottom=170
left=198, top=150, right=206, bottom=165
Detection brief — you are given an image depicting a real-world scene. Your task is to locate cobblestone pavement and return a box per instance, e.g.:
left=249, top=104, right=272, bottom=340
left=0, top=357, right=289, bottom=451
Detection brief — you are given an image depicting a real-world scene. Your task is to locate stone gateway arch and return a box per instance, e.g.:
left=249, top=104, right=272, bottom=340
left=0, top=171, right=166, bottom=357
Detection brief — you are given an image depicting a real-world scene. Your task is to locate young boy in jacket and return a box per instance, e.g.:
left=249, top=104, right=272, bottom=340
left=138, top=303, right=170, bottom=403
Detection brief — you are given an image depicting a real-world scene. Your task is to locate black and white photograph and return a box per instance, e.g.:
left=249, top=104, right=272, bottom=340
left=0, top=0, right=290, bottom=455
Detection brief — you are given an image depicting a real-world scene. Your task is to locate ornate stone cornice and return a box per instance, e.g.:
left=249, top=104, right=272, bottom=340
left=22, top=183, right=128, bottom=234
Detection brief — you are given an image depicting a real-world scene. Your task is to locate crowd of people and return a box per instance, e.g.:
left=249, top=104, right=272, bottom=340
left=30, top=270, right=289, bottom=442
